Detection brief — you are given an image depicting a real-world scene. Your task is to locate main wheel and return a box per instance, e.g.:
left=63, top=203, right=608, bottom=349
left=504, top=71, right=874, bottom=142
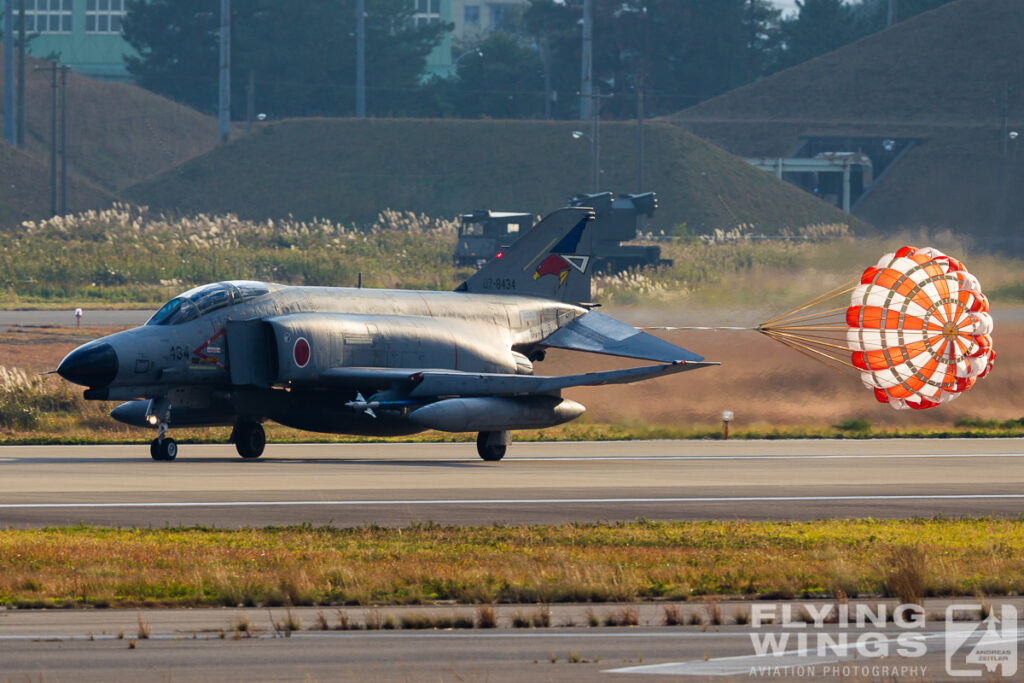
left=152, top=438, right=177, bottom=461
left=234, top=421, right=266, bottom=459
left=476, top=432, right=506, bottom=462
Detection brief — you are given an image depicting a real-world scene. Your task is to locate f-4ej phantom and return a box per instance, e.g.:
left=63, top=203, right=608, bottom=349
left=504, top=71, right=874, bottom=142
left=55, top=208, right=717, bottom=461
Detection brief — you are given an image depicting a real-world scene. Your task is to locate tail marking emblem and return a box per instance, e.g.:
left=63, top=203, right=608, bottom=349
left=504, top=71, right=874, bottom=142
left=532, top=219, right=590, bottom=286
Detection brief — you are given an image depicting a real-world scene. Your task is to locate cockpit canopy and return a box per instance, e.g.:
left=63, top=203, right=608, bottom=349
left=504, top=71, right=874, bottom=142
left=146, top=281, right=272, bottom=326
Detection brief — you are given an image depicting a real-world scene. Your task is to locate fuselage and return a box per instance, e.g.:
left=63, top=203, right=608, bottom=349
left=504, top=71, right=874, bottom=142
left=58, top=280, right=586, bottom=436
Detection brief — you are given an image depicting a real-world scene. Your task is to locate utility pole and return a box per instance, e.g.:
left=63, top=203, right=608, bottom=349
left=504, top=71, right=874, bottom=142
left=635, top=74, right=644, bottom=193
left=1001, top=83, right=1009, bottom=158
left=3, top=0, right=15, bottom=145
left=246, top=69, right=254, bottom=130
left=541, top=30, right=552, bottom=120
left=59, top=65, right=67, bottom=215
left=16, top=0, right=25, bottom=147
left=887, top=0, right=897, bottom=27
left=590, top=85, right=600, bottom=193
left=37, top=62, right=57, bottom=216
left=218, top=0, right=230, bottom=143
left=355, top=0, right=365, bottom=118
left=579, top=0, right=592, bottom=121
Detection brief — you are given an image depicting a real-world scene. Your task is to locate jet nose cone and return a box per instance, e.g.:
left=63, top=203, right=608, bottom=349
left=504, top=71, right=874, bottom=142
left=57, top=342, right=118, bottom=387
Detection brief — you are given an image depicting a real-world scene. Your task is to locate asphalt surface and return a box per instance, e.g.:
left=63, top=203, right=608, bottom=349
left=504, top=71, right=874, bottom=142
left=2, top=439, right=1022, bottom=680
left=0, top=309, right=152, bottom=330
left=0, top=602, right=1016, bottom=681
left=0, top=438, right=1023, bottom=527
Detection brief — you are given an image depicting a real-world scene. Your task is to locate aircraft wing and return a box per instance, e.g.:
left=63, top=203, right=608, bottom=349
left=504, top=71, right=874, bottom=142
left=314, top=361, right=717, bottom=398
left=539, top=311, right=704, bottom=363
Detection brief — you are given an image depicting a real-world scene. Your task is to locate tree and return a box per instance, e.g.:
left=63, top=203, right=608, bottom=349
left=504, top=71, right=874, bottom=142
left=775, top=0, right=863, bottom=72
left=584, top=0, right=782, bottom=117
left=424, top=33, right=544, bottom=118
left=123, top=0, right=447, bottom=118
left=851, top=0, right=957, bottom=32
left=123, top=0, right=220, bottom=112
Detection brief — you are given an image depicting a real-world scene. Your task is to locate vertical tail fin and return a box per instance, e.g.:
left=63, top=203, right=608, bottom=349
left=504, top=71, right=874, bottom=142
left=455, top=207, right=594, bottom=302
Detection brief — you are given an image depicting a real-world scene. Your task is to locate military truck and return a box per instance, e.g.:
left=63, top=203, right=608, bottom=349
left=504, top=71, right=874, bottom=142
left=454, top=192, right=671, bottom=273
left=453, top=210, right=534, bottom=268
left=566, top=192, right=671, bottom=272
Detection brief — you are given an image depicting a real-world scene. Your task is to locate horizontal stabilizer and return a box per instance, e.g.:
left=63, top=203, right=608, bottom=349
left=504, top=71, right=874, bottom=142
left=540, top=311, right=704, bottom=363
left=309, top=362, right=717, bottom=397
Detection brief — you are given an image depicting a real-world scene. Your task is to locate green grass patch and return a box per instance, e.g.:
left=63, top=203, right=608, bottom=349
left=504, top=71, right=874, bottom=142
left=1, top=519, right=1023, bottom=608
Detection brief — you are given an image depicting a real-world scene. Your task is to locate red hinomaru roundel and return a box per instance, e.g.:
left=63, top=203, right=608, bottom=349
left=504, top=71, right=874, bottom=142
left=293, top=337, right=311, bottom=368
left=847, top=246, right=995, bottom=410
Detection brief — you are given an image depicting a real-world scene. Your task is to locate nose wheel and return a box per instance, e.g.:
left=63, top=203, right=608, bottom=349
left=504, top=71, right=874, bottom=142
left=148, top=399, right=176, bottom=461
left=232, top=420, right=266, bottom=459
left=150, top=437, right=177, bottom=461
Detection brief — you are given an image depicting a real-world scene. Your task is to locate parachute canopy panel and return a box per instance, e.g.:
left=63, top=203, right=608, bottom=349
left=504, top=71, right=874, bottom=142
left=847, top=246, right=994, bottom=410
left=756, top=245, right=995, bottom=411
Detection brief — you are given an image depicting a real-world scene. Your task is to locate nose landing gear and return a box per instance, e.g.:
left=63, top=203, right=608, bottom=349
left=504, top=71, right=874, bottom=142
left=150, top=421, right=177, bottom=461
left=146, top=398, right=177, bottom=461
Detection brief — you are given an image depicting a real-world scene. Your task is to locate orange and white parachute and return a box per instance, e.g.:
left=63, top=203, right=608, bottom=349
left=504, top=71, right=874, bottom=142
left=756, top=245, right=994, bottom=410
left=846, top=246, right=994, bottom=410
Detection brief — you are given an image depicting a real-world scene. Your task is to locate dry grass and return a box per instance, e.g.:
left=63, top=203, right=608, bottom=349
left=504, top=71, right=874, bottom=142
left=603, top=606, right=639, bottom=627
left=475, top=605, right=497, bottom=629
left=1, top=519, right=1023, bottom=609
left=884, top=545, right=927, bottom=607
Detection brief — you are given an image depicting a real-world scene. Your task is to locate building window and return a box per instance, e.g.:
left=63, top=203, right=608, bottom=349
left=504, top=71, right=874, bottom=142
left=464, top=5, right=479, bottom=26
left=488, top=3, right=514, bottom=30
left=21, top=0, right=73, bottom=34
left=413, top=0, right=441, bottom=27
left=86, top=0, right=127, bottom=34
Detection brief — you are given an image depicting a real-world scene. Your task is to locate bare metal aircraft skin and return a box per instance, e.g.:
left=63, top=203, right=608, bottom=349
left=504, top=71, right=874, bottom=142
left=55, top=208, right=717, bottom=461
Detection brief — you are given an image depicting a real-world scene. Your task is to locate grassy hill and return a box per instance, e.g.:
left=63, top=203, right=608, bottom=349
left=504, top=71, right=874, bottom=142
left=0, top=142, right=115, bottom=225
left=675, top=0, right=1023, bottom=127
left=124, top=118, right=865, bottom=234
left=0, top=51, right=218, bottom=194
left=667, top=0, right=1024, bottom=237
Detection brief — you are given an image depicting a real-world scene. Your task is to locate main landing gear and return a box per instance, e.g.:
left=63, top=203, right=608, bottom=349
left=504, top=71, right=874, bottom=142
left=232, top=420, right=266, bottom=459
left=476, top=430, right=509, bottom=462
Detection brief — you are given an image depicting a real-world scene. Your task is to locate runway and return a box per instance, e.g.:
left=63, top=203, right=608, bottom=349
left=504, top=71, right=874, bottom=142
left=0, top=602, right=1012, bottom=681
left=0, top=438, right=1022, bottom=526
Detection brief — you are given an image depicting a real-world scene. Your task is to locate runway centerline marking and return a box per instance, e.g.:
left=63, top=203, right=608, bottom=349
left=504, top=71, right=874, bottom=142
left=2, top=493, right=1024, bottom=509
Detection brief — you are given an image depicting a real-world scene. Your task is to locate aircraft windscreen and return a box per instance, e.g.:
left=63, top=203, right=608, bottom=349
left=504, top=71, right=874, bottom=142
left=186, top=283, right=238, bottom=315
left=231, top=281, right=271, bottom=300
left=146, top=298, right=200, bottom=326
left=146, top=282, right=270, bottom=326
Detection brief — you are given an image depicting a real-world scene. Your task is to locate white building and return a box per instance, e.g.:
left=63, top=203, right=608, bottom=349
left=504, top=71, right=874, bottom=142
left=450, top=0, right=529, bottom=44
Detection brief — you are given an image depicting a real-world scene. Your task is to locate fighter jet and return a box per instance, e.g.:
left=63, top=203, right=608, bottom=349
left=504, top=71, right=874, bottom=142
left=55, top=207, right=717, bottom=461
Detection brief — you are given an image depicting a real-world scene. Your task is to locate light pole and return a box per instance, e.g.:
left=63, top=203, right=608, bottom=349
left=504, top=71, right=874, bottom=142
left=571, top=130, right=597, bottom=193
left=355, top=0, right=365, bottom=118
left=218, top=0, right=231, bottom=143
left=453, top=48, right=483, bottom=68
left=3, top=0, right=15, bottom=145
left=572, top=86, right=611, bottom=193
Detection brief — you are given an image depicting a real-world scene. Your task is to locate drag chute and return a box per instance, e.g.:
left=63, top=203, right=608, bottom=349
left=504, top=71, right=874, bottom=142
left=756, top=246, right=995, bottom=410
